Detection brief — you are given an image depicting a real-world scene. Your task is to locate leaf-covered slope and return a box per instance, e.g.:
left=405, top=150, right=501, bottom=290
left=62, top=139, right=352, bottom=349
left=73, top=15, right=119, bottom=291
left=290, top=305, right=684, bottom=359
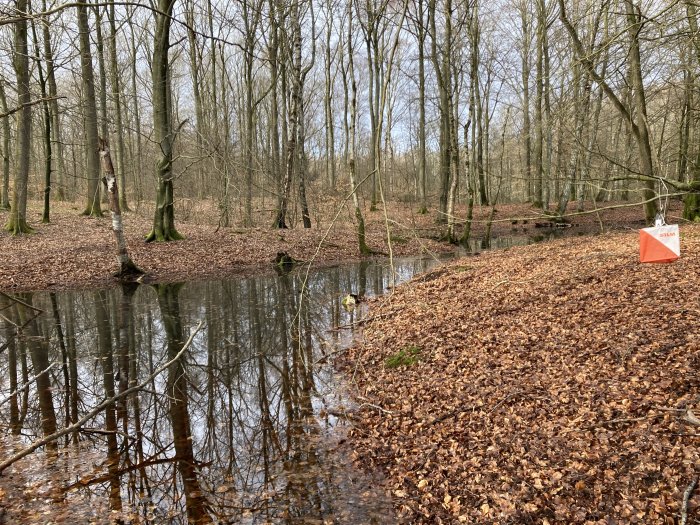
left=343, top=227, right=700, bottom=524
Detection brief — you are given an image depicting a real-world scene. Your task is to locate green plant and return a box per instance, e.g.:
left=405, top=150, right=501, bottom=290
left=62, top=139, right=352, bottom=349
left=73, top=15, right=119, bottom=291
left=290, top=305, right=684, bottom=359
left=385, top=345, right=422, bottom=368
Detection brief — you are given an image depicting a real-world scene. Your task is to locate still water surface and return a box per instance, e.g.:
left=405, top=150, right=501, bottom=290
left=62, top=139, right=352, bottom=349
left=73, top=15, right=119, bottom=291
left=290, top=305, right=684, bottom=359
left=0, top=255, right=443, bottom=523
left=0, top=233, right=561, bottom=523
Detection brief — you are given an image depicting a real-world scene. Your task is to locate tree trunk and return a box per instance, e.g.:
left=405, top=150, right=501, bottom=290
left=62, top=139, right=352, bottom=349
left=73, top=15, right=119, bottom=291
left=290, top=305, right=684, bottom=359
left=348, top=7, right=371, bottom=254
left=276, top=1, right=303, bottom=229
left=683, top=1, right=700, bottom=220
left=128, top=6, right=144, bottom=207
left=77, top=1, right=103, bottom=217
left=268, top=0, right=282, bottom=219
left=533, top=0, right=544, bottom=207
left=324, top=6, right=336, bottom=190
left=624, top=0, right=657, bottom=223
left=156, top=285, right=213, bottom=524
left=17, top=297, right=58, bottom=452
left=0, top=80, right=9, bottom=210
left=416, top=0, right=428, bottom=213
left=41, top=0, right=64, bottom=203
left=520, top=4, right=532, bottom=203
left=146, top=0, right=183, bottom=242
left=99, top=139, right=143, bottom=277
left=108, top=2, right=130, bottom=211
left=31, top=17, right=52, bottom=224
left=5, top=0, right=32, bottom=234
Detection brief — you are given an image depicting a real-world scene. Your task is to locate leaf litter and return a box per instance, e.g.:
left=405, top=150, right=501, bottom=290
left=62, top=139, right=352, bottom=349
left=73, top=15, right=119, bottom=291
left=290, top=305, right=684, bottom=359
left=340, top=225, right=700, bottom=524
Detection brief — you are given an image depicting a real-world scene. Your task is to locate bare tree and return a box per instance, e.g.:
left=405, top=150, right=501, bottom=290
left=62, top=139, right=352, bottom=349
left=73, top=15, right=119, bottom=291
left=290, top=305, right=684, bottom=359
left=558, top=0, right=658, bottom=222
left=146, top=0, right=184, bottom=241
left=0, top=79, right=9, bottom=211
left=77, top=0, right=103, bottom=217
left=98, top=138, right=143, bottom=278
left=5, top=0, right=33, bottom=234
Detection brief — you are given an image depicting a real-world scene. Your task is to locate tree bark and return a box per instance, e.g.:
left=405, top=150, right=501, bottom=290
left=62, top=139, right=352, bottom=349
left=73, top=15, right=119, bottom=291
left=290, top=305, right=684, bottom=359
left=99, top=139, right=143, bottom=277
left=156, top=286, right=213, bottom=524
left=146, top=0, right=183, bottom=242
left=0, top=80, right=9, bottom=210
left=77, top=1, right=103, bottom=217
left=5, top=0, right=33, bottom=234
left=683, top=1, right=700, bottom=220
left=107, top=1, right=130, bottom=211
left=348, top=6, right=371, bottom=254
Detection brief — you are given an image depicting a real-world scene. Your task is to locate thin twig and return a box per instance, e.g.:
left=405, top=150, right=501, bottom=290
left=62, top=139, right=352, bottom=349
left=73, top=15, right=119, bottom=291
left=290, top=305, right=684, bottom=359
left=680, top=477, right=698, bottom=525
left=357, top=402, right=394, bottom=415
left=327, top=312, right=390, bottom=331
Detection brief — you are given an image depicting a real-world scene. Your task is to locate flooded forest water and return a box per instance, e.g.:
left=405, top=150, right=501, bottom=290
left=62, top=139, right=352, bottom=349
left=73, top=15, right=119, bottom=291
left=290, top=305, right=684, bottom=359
left=0, top=231, right=573, bottom=523
left=0, top=256, right=442, bottom=524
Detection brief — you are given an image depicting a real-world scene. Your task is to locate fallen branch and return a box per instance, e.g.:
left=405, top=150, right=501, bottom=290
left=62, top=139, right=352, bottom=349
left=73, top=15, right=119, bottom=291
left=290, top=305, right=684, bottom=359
left=0, top=364, right=54, bottom=407
left=0, top=292, right=43, bottom=313
left=588, top=413, right=664, bottom=430
left=0, top=320, right=204, bottom=475
left=64, top=456, right=176, bottom=491
left=431, top=406, right=473, bottom=425
left=357, top=402, right=394, bottom=415
left=327, top=312, right=392, bottom=332
left=680, top=477, right=697, bottom=525
left=684, top=409, right=700, bottom=427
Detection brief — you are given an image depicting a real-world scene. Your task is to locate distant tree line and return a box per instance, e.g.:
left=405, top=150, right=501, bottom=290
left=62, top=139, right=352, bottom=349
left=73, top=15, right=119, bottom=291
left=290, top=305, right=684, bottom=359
left=2, top=0, right=700, bottom=247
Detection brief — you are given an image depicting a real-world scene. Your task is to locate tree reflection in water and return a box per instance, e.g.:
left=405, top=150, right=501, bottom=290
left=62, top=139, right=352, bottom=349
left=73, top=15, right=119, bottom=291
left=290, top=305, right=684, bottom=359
left=0, top=257, right=436, bottom=523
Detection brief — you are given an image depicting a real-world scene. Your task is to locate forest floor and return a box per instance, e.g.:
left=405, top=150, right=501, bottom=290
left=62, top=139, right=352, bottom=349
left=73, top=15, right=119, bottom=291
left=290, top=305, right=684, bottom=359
left=1, top=197, right=698, bottom=523
left=339, top=215, right=700, bottom=524
left=0, top=197, right=665, bottom=292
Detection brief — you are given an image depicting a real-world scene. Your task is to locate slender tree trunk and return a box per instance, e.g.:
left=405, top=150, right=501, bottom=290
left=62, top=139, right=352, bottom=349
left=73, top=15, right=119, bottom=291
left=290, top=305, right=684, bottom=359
left=348, top=7, right=371, bottom=254
left=542, top=6, right=552, bottom=209
left=324, top=7, right=336, bottom=190
left=99, top=139, right=143, bottom=277
left=77, top=1, right=103, bottom=217
left=470, top=6, right=488, bottom=206
left=683, top=1, right=700, bottom=219
left=5, top=0, right=33, bottom=234
left=0, top=80, right=9, bottom=210
left=108, top=2, right=130, bottom=211
left=41, top=0, right=64, bottom=202
left=276, top=2, right=303, bottom=229
left=128, top=6, right=144, bottom=207
left=533, top=0, right=544, bottom=207
left=31, top=18, right=52, bottom=224
left=520, top=5, right=532, bottom=203
left=416, top=0, right=428, bottom=213
left=244, top=9, right=256, bottom=227
left=624, top=0, right=657, bottom=222
left=185, top=1, right=205, bottom=201
left=17, top=297, right=58, bottom=452
left=268, top=0, right=282, bottom=217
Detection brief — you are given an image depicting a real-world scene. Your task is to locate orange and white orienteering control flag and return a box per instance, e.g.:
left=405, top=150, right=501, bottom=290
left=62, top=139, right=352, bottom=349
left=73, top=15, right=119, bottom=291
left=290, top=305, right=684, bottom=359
left=639, top=224, right=680, bottom=263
